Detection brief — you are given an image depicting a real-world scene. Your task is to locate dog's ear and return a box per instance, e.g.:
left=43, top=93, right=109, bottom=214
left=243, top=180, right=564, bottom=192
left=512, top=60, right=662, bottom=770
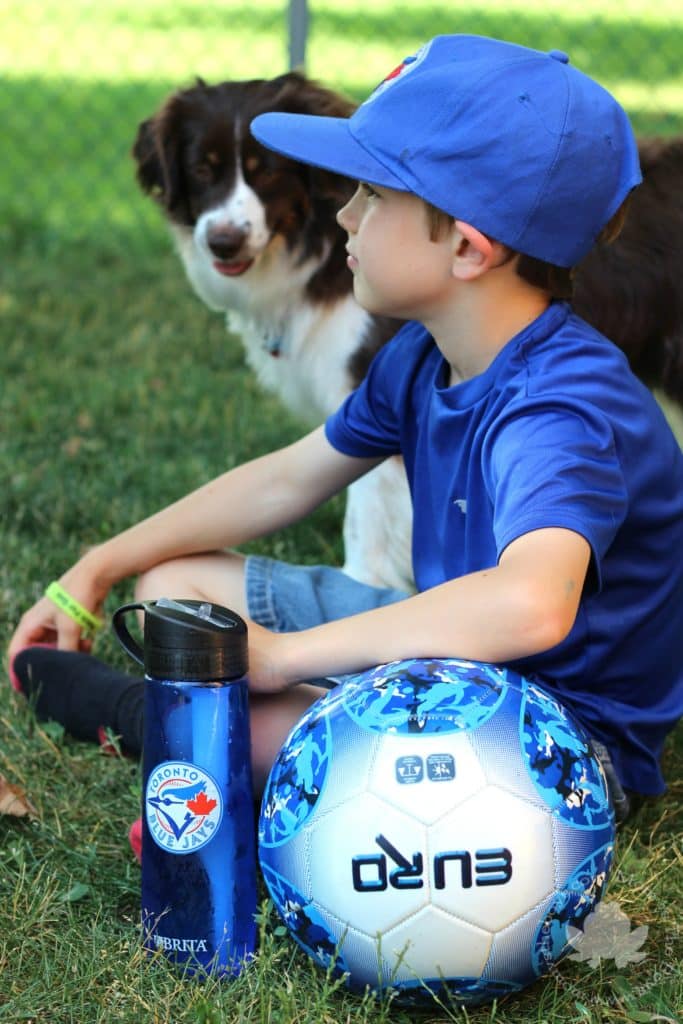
left=266, top=72, right=358, bottom=205
left=132, top=116, right=164, bottom=195
left=131, top=95, right=186, bottom=211
left=270, top=70, right=357, bottom=120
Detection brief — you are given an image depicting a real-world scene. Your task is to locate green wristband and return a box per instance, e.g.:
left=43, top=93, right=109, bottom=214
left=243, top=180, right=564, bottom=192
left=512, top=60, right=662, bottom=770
left=45, top=581, right=104, bottom=634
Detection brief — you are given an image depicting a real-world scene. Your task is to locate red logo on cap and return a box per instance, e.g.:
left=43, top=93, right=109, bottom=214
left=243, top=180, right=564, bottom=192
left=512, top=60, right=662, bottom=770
left=381, top=56, right=416, bottom=87
left=385, top=58, right=411, bottom=83
left=362, top=42, right=431, bottom=107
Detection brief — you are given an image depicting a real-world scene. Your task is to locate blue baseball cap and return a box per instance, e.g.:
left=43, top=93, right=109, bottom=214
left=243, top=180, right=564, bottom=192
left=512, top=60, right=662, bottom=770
left=251, top=35, right=641, bottom=267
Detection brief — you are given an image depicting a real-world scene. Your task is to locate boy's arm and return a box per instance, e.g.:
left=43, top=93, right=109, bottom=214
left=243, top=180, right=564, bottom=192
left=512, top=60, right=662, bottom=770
left=8, top=427, right=381, bottom=657
left=252, top=526, right=591, bottom=690
left=82, top=426, right=378, bottom=581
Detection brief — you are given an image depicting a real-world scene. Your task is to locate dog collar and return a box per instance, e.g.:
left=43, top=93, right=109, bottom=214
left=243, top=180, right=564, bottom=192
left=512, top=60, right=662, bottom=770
left=262, top=328, right=285, bottom=358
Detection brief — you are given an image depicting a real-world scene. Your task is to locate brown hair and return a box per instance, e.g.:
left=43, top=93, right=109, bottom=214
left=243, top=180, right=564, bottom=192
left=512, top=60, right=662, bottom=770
left=423, top=197, right=632, bottom=299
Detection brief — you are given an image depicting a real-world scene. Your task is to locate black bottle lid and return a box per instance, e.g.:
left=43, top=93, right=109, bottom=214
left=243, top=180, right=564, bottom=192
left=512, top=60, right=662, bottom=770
left=112, top=598, right=248, bottom=682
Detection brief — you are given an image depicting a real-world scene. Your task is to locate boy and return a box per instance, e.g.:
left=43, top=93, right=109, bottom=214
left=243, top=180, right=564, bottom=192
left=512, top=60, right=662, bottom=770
left=10, top=36, right=683, bottom=817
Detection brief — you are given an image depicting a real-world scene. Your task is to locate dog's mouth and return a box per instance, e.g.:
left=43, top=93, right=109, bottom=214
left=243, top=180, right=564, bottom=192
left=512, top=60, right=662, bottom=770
left=213, top=258, right=255, bottom=277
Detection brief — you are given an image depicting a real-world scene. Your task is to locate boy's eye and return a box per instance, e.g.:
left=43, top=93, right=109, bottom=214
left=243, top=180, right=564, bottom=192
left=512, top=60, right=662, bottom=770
left=360, top=182, right=380, bottom=198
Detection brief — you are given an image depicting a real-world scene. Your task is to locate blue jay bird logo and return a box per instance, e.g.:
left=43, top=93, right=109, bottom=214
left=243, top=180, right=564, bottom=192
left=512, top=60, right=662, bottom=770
left=145, top=761, right=223, bottom=854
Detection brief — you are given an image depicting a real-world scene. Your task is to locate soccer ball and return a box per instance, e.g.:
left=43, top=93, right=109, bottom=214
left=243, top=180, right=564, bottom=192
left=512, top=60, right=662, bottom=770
left=258, top=659, right=615, bottom=1006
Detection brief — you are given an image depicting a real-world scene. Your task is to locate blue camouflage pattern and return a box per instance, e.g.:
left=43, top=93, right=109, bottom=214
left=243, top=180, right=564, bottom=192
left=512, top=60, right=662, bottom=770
left=521, top=683, right=613, bottom=828
left=342, top=658, right=509, bottom=734
left=393, top=976, right=524, bottom=1007
left=259, top=701, right=332, bottom=847
left=532, top=841, right=614, bottom=974
left=260, top=862, right=348, bottom=975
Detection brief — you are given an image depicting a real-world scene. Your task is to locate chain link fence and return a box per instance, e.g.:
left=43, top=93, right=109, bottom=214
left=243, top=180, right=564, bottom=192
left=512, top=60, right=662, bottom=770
left=1, top=0, right=682, bottom=255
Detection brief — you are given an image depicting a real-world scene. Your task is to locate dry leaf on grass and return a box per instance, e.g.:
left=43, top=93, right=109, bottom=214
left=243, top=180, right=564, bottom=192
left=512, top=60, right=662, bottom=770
left=0, top=773, right=38, bottom=820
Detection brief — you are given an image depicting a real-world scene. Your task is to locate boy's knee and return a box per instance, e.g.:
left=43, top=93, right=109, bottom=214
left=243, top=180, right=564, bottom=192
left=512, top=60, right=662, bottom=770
left=133, top=553, right=216, bottom=603
left=134, top=561, right=182, bottom=603
left=134, top=550, right=249, bottom=615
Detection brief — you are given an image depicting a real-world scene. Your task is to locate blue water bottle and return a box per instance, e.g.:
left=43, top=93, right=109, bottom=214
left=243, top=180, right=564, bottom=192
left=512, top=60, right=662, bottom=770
left=112, top=598, right=257, bottom=977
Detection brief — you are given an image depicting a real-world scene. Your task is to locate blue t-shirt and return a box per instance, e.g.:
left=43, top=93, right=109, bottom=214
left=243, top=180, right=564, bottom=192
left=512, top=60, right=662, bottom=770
left=325, top=302, right=683, bottom=795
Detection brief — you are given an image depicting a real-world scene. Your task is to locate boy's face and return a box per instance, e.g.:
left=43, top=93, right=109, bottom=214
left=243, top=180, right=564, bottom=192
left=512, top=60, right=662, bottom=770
left=337, top=183, right=457, bottom=321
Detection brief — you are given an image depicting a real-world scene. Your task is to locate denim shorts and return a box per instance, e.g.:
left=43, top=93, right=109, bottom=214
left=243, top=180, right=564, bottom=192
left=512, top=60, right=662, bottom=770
left=245, top=555, right=409, bottom=633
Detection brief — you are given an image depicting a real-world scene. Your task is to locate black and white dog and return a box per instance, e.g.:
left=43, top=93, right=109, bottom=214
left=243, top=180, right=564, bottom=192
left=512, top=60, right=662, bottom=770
left=133, top=72, right=683, bottom=592
left=133, top=72, right=412, bottom=590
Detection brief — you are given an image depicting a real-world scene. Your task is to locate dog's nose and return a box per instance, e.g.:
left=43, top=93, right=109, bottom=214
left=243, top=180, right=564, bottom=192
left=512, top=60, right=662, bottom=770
left=207, top=225, right=248, bottom=260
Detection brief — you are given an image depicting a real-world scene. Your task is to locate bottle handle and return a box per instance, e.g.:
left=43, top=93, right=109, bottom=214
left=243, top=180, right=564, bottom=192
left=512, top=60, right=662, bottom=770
left=112, top=601, right=146, bottom=667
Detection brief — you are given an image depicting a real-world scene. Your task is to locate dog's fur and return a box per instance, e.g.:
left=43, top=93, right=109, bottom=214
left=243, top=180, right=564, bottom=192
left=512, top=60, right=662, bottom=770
left=133, top=72, right=683, bottom=592
left=574, top=137, right=683, bottom=400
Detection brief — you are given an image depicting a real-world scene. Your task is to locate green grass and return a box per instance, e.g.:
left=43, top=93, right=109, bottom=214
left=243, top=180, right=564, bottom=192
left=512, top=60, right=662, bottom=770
left=1, top=2, right=682, bottom=1022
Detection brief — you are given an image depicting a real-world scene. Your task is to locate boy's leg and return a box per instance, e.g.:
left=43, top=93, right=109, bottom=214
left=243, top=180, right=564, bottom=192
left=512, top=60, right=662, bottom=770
left=11, top=551, right=253, bottom=757
left=11, top=552, right=404, bottom=863
left=12, top=553, right=405, bottom=785
left=10, top=646, right=145, bottom=754
left=17, top=550, right=325, bottom=788
left=242, top=554, right=411, bottom=787
left=134, top=549, right=250, bottom=616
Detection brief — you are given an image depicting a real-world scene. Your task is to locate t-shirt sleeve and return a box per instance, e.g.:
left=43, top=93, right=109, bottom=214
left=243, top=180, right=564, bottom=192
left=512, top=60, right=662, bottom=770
left=324, top=323, right=423, bottom=458
left=483, top=397, right=629, bottom=587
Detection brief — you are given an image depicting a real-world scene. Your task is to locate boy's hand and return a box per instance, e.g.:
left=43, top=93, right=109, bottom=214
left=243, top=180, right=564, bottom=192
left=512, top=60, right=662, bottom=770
left=245, top=621, right=299, bottom=693
left=8, top=569, right=106, bottom=661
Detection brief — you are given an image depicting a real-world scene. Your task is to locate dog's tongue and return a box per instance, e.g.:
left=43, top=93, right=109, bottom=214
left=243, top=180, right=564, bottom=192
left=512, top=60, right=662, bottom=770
left=214, top=259, right=254, bottom=277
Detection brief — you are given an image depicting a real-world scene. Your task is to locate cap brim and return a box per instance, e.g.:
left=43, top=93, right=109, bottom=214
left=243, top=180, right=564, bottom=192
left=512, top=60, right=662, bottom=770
left=251, top=111, right=409, bottom=191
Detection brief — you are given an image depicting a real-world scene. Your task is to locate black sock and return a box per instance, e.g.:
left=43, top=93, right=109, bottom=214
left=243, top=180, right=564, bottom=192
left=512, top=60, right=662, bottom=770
left=13, top=647, right=144, bottom=756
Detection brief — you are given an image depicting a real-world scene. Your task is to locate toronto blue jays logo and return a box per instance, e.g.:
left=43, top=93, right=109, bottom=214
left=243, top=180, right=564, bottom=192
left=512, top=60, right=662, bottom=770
left=363, top=40, right=433, bottom=105
left=145, top=761, right=223, bottom=854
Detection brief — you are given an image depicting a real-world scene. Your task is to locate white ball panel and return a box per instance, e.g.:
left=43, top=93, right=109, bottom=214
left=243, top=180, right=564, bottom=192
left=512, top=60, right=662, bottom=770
left=552, top=816, right=615, bottom=883
left=428, top=786, right=554, bottom=930
left=307, top=792, right=429, bottom=934
left=367, top=731, right=486, bottom=824
left=484, top=897, right=554, bottom=985
left=308, top=903, right=387, bottom=990
left=383, top=905, right=493, bottom=982
left=316, top=716, right=382, bottom=814
left=468, top=709, right=549, bottom=806
left=262, top=826, right=314, bottom=901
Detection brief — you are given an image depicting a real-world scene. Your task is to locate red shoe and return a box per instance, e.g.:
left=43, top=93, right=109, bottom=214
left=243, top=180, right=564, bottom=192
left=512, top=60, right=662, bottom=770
left=129, top=818, right=142, bottom=862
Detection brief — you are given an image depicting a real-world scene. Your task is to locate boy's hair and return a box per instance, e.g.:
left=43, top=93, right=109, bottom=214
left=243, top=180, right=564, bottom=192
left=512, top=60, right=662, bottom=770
left=424, top=197, right=632, bottom=300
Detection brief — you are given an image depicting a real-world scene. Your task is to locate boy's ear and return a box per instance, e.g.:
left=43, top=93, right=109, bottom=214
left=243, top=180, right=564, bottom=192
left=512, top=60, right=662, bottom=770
left=451, top=220, right=497, bottom=280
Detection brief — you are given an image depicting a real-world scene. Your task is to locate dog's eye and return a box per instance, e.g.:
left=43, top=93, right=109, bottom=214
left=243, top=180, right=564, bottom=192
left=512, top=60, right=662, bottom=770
left=192, top=152, right=223, bottom=183
left=245, top=154, right=280, bottom=183
left=192, top=162, right=214, bottom=183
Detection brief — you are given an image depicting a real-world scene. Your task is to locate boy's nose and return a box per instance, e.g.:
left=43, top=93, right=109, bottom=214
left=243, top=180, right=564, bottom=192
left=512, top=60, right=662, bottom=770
left=337, top=185, right=362, bottom=232
left=336, top=200, right=353, bottom=232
